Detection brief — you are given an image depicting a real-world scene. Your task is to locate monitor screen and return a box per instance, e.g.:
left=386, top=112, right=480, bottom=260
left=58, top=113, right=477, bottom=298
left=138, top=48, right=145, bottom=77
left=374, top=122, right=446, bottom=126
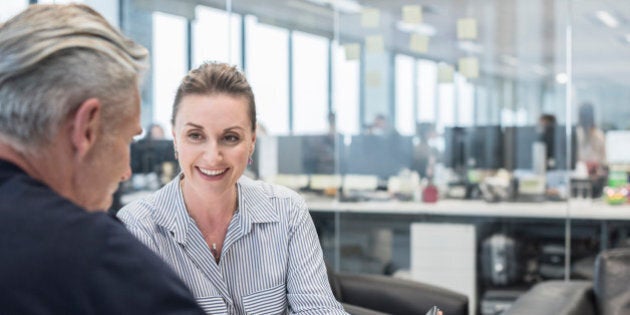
left=130, top=140, right=176, bottom=174
left=443, top=127, right=467, bottom=170
left=343, top=134, right=413, bottom=179
left=503, top=126, right=538, bottom=170
left=552, top=125, right=577, bottom=170
left=465, top=125, right=503, bottom=169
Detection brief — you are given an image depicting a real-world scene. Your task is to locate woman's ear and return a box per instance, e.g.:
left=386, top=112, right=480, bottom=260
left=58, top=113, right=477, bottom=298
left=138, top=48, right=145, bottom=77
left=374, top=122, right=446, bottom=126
left=250, top=132, right=256, bottom=155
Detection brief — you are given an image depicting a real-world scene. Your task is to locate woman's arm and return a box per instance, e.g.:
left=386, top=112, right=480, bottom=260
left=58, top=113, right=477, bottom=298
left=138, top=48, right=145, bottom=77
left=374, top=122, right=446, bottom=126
left=285, top=198, right=348, bottom=314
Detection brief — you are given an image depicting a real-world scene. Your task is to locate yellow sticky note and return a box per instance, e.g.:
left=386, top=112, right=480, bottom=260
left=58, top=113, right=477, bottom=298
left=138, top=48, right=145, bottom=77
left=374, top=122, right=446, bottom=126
left=402, top=5, right=423, bottom=24
left=457, top=18, right=478, bottom=40
left=365, top=35, right=384, bottom=53
left=361, top=8, right=380, bottom=28
left=459, top=57, right=479, bottom=79
left=409, top=33, right=429, bottom=53
left=366, top=71, right=381, bottom=87
left=437, top=63, right=454, bottom=83
left=344, top=43, right=361, bottom=61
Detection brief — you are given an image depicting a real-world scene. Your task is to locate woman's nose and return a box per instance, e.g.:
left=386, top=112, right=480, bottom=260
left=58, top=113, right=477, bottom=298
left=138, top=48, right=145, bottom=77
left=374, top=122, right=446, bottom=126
left=203, top=142, right=223, bottom=162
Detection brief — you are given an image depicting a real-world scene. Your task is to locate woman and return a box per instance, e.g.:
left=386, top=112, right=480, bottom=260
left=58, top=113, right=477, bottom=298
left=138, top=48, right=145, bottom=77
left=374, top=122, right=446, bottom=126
left=117, top=62, right=346, bottom=314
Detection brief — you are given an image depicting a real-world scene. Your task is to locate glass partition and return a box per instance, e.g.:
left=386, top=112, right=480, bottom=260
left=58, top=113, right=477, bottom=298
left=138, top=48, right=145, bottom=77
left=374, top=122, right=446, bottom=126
left=5, top=1, right=630, bottom=314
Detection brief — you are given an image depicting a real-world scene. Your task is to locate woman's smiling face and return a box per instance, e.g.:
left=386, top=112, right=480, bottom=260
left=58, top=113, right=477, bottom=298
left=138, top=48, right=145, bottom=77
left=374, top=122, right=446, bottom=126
left=172, top=93, right=255, bottom=196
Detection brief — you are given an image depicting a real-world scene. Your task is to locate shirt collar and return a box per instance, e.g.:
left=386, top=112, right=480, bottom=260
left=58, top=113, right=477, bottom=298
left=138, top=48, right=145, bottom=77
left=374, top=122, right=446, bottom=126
left=152, top=175, right=279, bottom=245
left=151, top=177, right=189, bottom=244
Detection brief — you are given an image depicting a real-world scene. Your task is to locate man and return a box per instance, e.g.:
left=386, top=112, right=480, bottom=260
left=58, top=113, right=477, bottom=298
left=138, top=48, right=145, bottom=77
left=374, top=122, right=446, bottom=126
left=0, top=4, right=203, bottom=314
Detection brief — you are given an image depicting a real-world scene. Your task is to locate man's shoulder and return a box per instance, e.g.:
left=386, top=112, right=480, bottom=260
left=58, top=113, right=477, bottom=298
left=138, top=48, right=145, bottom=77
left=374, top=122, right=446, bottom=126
left=0, top=173, right=203, bottom=314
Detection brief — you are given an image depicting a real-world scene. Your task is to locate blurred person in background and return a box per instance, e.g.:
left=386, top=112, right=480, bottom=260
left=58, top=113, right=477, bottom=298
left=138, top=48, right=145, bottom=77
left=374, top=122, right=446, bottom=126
left=576, top=102, right=607, bottom=197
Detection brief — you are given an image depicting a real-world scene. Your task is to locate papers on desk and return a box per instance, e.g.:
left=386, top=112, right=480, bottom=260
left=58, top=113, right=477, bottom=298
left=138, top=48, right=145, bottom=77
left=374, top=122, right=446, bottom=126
left=342, top=175, right=379, bottom=191
left=310, top=174, right=342, bottom=190
left=267, top=174, right=309, bottom=190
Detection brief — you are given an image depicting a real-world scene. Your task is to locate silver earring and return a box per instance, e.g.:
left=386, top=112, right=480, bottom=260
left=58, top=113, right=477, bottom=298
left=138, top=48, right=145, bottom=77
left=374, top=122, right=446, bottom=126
left=174, top=150, right=178, bottom=160
left=248, top=157, right=253, bottom=165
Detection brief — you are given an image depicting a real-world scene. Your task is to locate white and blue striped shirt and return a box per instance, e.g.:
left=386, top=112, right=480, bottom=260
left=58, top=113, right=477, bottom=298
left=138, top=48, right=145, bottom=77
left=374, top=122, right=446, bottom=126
left=117, top=176, right=347, bottom=315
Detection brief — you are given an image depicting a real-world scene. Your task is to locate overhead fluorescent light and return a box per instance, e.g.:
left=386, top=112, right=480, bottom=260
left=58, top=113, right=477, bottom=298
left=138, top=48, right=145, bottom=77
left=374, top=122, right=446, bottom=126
left=396, top=21, right=436, bottom=37
left=595, top=10, right=619, bottom=28
left=302, top=0, right=363, bottom=14
left=555, top=72, right=568, bottom=84
left=287, top=0, right=334, bottom=16
left=531, top=65, right=549, bottom=76
left=500, top=54, right=518, bottom=67
left=457, top=40, right=483, bottom=54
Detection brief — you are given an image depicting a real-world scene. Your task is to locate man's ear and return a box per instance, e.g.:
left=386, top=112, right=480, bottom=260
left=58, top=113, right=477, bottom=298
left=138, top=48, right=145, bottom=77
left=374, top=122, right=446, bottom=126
left=71, top=98, right=102, bottom=159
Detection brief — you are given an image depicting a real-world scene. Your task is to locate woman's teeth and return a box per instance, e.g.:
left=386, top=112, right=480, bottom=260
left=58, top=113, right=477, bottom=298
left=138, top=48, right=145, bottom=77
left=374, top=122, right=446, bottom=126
left=199, top=167, right=227, bottom=176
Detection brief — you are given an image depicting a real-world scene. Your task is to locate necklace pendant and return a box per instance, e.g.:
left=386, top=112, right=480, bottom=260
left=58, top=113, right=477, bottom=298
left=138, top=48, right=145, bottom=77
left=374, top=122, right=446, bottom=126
left=211, top=243, right=220, bottom=263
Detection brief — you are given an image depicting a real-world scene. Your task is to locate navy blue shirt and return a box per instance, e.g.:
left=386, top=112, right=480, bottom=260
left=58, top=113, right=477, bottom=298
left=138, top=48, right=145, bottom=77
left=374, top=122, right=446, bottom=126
left=0, top=160, right=204, bottom=314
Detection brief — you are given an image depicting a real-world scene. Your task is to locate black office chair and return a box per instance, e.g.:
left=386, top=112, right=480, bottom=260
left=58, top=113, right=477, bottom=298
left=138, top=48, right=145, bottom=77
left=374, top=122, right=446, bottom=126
left=327, top=266, right=469, bottom=315
left=505, top=247, right=630, bottom=315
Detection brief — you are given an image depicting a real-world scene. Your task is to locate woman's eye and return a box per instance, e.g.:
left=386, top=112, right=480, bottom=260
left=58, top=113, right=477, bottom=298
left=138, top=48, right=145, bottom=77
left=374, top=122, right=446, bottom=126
left=225, top=135, right=240, bottom=142
left=188, top=133, right=203, bottom=140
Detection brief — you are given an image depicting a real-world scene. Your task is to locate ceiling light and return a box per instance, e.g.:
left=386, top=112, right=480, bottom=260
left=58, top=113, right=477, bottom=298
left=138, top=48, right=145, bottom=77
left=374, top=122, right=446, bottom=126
left=457, top=40, right=483, bottom=54
left=302, top=0, right=363, bottom=14
left=500, top=54, right=518, bottom=67
left=531, top=65, right=548, bottom=76
left=396, top=21, right=436, bottom=37
left=595, top=10, right=619, bottom=28
left=555, top=73, right=568, bottom=84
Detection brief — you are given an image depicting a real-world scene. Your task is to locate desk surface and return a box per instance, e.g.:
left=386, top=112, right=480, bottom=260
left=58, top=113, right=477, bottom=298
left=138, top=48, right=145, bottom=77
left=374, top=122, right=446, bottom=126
left=123, top=190, right=630, bottom=221
left=307, top=199, right=630, bottom=221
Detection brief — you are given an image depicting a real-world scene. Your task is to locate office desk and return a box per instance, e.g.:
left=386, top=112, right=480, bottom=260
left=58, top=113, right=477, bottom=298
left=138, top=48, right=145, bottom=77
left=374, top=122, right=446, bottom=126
left=307, top=199, right=630, bottom=315
left=307, top=199, right=630, bottom=220
left=307, top=199, right=630, bottom=262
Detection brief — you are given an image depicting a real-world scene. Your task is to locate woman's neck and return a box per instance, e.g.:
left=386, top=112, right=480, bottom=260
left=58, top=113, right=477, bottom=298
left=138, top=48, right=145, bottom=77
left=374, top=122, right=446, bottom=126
left=180, top=178, right=238, bottom=224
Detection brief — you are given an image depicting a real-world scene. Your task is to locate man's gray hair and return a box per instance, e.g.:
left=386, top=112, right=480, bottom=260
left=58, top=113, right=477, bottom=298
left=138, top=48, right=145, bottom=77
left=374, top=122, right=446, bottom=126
left=0, top=4, right=148, bottom=152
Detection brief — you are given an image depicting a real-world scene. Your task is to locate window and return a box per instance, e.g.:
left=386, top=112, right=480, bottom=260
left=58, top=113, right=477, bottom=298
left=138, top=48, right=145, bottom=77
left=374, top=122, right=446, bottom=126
left=292, top=31, right=329, bottom=134
left=417, top=59, right=437, bottom=123
left=193, top=5, right=241, bottom=68
left=456, top=74, right=474, bottom=126
left=152, top=12, right=187, bottom=138
left=395, top=54, right=415, bottom=135
left=332, top=43, right=360, bottom=135
left=438, top=83, right=455, bottom=131
left=245, top=16, right=289, bottom=135
left=0, top=0, right=28, bottom=23
left=36, top=1, right=118, bottom=27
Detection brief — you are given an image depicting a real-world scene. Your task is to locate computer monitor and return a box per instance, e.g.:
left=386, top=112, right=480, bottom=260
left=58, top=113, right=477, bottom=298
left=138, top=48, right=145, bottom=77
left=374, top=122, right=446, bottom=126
left=503, top=126, right=538, bottom=170
left=302, top=134, right=342, bottom=175
left=465, top=125, right=503, bottom=169
left=503, top=125, right=576, bottom=171
left=276, top=136, right=304, bottom=174
left=130, top=140, right=176, bottom=174
left=552, top=125, right=577, bottom=170
left=342, top=134, right=413, bottom=179
left=443, top=127, right=467, bottom=171
left=276, top=134, right=344, bottom=175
